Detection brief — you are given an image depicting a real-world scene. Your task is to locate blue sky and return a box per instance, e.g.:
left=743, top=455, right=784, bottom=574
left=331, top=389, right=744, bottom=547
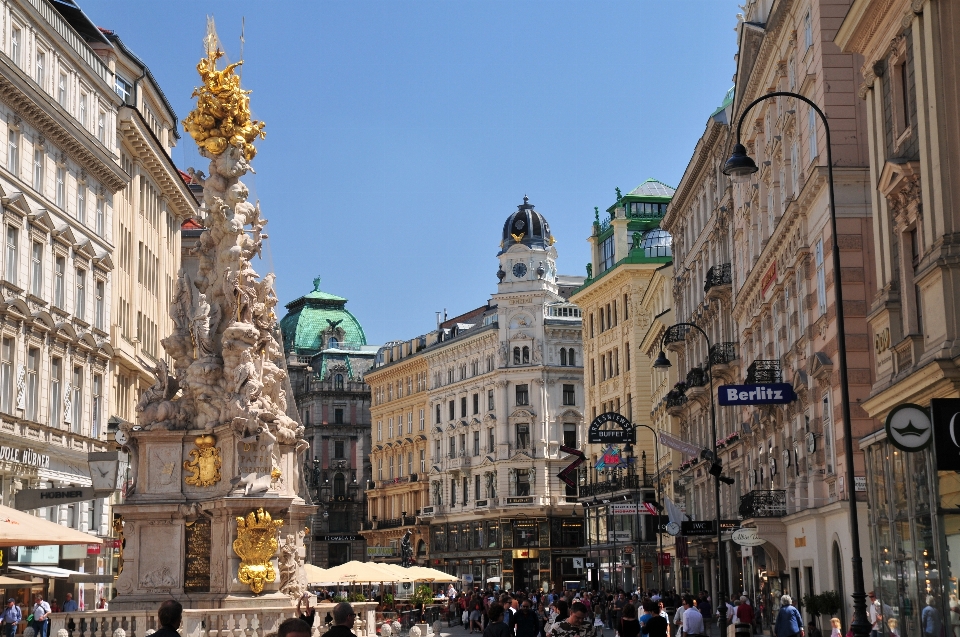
left=81, top=0, right=740, bottom=346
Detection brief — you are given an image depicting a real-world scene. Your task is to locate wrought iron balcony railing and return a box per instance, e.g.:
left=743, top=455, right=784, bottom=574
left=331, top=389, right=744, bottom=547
left=580, top=474, right=648, bottom=498
left=710, top=342, right=738, bottom=366
left=664, top=324, right=690, bottom=345
left=739, top=489, right=787, bottom=518
left=686, top=367, right=708, bottom=387
left=746, top=360, right=783, bottom=384
left=704, top=264, right=733, bottom=292
left=666, top=390, right=688, bottom=409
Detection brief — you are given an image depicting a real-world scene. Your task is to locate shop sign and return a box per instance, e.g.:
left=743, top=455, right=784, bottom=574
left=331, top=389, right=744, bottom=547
left=886, top=403, right=933, bottom=452
left=15, top=486, right=96, bottom=510
left=87, top=544, right=101, bottom=555
left=587, top=412, right=635, bottom=444
left=512, top=549, right=538, bottom=559
left=572, top=558, right=584, bottom=569
left=367, top=546, right=395, bottom=557
left=741, top=546, right=752, bottom=557
left=595, top=446, right=633, bottom=471
left=10, top=545, right=58, bottom=565
left=932, top=399, right=960, bottom=470
left=854, top=477, right=866, bottom=492
left=585, top=561, right=596, bottom=568
left=658, top=553, right=671, bottom=566
left=731, top=528, right=766, bottom=547
left=322, top=535, right=362, bottom=542
left=0, top=446, right=50, bottom=469
left=610, top=503, right=646, bottom=516
left=718, top=384, right=797, bottom=406
left=680, top=520, right=716, bottom=536
left=607, top=531, right=631, bottom=543
left=506, top=497, right=533, bottom=505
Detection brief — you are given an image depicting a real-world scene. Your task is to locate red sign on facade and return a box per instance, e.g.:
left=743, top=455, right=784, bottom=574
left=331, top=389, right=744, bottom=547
left=87, top=544, right=101, bottom=555
left=761, top=262, right=777, bottom=297
left=658, top=553, right=671, bottom=567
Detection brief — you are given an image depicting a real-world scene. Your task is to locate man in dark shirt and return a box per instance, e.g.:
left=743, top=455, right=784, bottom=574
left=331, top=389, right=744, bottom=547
left=485, top=604, right=514, bottom=637
left=153, top=601, right=184, bottom=637
left=512, top=599, right=542, bottom=637
left=324, top=603, right=360, bottom=637
left=643, top=602, right=669, bottom=637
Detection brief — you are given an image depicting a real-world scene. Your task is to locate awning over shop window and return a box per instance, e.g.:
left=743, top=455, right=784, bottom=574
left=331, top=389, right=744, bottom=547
left=9, top=565, right=81, bottom=579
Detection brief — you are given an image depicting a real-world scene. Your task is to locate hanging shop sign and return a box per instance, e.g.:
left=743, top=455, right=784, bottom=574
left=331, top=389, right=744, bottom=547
left=718, top=384, right=797, bottom=406
left=731, top=528, right=766, bottom=547
left=680, top=520, right=716, bottom=536
left=588, top=412, right=635, bottom=444
left=885, top=403, right=933, bottom=452
left=932, top=398, right=960, bottom=470
left=594, top=446, right=634, bottom=471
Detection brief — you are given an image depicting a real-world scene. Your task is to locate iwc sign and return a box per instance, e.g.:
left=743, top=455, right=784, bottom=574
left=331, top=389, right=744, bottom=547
left=587, top=412, right=635, bottom=444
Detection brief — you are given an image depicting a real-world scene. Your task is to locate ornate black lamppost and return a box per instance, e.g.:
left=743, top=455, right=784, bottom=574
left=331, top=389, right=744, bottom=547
left=722, top=91, right=868, bottom=637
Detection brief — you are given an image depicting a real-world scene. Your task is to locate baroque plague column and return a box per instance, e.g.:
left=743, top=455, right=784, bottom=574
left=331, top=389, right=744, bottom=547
left=110, top=27, right=312, bottom=610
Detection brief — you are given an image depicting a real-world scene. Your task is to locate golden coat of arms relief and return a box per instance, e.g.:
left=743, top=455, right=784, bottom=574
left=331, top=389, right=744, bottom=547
left=233, top=508, right=283, bottom=594
left=184, top=434, right=222, bottom=487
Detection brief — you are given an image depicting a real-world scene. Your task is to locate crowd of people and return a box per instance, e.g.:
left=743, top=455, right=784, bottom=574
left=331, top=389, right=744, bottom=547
left=441, top=586, right=766, bottom=637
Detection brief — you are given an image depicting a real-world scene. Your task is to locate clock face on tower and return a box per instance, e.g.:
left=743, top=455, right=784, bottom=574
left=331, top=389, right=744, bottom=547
left=513, top=262, right=527, bottom=278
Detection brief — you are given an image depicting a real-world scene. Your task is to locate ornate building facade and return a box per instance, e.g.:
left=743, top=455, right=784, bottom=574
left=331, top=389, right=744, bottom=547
left=662, top=0, right=876, bottom=625
left=361, top=335, right=430, bottom=565
left=570, top=180, right=676, bottom=592
left=836, top=1, right=960, bottom=633
left=281, top=278, right=379, bottom=567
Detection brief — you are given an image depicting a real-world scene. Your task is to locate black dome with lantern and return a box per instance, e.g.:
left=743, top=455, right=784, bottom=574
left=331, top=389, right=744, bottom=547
left=500, top=196, right=554, bottom=255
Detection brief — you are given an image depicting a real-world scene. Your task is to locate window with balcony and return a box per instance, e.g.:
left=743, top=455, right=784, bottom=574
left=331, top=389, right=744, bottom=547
left=462, top=476, right=469, bottom=505
left=71, top=367, right=82, bottom=434
left=449, top=436, right=456, bottom=459
left=334, top=472, right=345, bottom=497
left=516, top=384, right=529, bottom=406
left=450, top=479, right=457, bottom=506
left=25, top=348, right=38, bottom=421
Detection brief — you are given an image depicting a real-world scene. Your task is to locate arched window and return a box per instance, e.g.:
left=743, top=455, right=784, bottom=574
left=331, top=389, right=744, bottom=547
left=513, top=347, right=521, bottom=365
left=328, top=337, right=339, bottom=349
left=522, top=346, right=530, bottom=364
left=568, top=348, right=576, bottom=366
left=334, top=472, right=346, bottom=497
left=334, top=374, right=344, bottom=391
left=560, top=349, right=567, bottom=366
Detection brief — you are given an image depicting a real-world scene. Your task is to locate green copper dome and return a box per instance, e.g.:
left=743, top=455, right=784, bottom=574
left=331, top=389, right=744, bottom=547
left=280, top=277, right=367, bottom=355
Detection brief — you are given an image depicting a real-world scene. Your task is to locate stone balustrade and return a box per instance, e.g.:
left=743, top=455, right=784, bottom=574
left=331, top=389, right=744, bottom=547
left=50, top=602, right=380, bottom=637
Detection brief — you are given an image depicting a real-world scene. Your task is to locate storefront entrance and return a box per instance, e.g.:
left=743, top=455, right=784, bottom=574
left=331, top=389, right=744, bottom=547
left=513, top=558, right=539, bottom=591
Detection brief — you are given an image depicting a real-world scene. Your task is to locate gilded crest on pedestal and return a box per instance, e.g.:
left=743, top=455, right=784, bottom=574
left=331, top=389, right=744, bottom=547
left=184, top=434, right=222, bottom=487
left=233, top=507, right=283, bottom=594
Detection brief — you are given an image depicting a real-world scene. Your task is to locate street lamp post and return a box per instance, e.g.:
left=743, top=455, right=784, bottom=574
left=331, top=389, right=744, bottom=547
left=653, top=323, right=727, bottom=637
left=628, top=422, right=665, bottom=593
left=722, top=91, right=868, bottom=637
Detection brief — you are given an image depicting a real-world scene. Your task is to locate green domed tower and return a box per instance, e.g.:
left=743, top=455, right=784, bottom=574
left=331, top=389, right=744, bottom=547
left=280, top=276, right=380, bottom=566
left=280, top=276, right=368, bottom=356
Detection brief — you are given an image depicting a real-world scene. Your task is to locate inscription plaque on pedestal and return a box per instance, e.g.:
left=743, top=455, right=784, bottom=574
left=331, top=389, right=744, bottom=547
left=184, top=519, right=211, bottom=592
left=235, top=435, right=276, bottom=495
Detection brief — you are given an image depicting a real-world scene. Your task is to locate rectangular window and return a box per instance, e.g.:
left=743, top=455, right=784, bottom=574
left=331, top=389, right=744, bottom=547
left=95, top=199, right=104, bottom=236
left=487, top=389, right=494, bottom=411
left=562, top=384, right=576, bottom=406
left=0, top=337, right=12, bottom=414
left=420, top=449, right=425, bottom=473
left=377, top=421, right=382, bottom=442
left=7, top=130, right=18, bottom=177
left=815, top=239, right=827, bottom=315
left=30, top=242, right=42, bottom=297
left=448, top=400, right=454, bottom=421
left=599, top=235, right=615, bottom=274
left=804, top=11, right=813, bottom=49
left=33, top=149, right=43, bottom=192
left=95, top=280, right=105, bottom=330
left=460, top=396, right=467, bottom=418
left=473, top=431, right=479, bottom=456
left=563, top=423, right=577, bottom=448
left=55, top=166, right=65, bottom=208
left=473, top=393, right=479, bottom=414
left=449, top=436, right=456, bottom=458
left=11, top=27, right=21, bottom=67
left=808, top=107, right=818, bottom=162
left=115, top=75, right=132, bottom=103
left=76, top=185, right=85, bottom=224
left=75, top=268, right=85, bottom=320
left=25, top=347, right=38, bottom=421
left=334, top=408, right=343, bottom=424
left=72, top=367, right=82, bottom=434
left=92, top=373, right=102, bottom=439
left=334, top=440, right=345, bottom=459
left=54, top=256, right=65, bottom=308
left=50, top=356, right=62, bottom=427
left=419, top=408, right=425, bottom=431
left=4, top=226, right=17, bottom=285
left=388, top=418, right=393, bottom=438
left=516, top=469, right=530, bottom=496
left=823, top=393, right=834, bottom=474
left=463, top=476, right=469, bottom=505
left=79, top=93, right=87, bottom=129
left=488, top=428, right=495, bottom=452
left=516, top=424, right=530, bottom=450
left=475, top=474, right=481, bottom=501
left=515, top=384, right=529, bottom=406
left=450, top=479, right=457, bottom=506
left=58, top=73, right=67, bottom=106
left=788, top=58, right=796, bottom=90
left=35, top=50, right=44, bottom=88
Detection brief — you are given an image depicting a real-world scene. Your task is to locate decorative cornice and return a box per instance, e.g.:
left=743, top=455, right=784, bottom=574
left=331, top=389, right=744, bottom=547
left=0, top=57, right=128, bottom=192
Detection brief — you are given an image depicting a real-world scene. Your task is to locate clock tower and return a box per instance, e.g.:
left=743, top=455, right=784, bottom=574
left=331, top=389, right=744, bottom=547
left=496, top=196, right=559, bottom=296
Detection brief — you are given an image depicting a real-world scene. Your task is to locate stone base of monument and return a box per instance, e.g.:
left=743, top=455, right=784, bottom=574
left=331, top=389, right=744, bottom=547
left=107, top=425, right=315, bottom=611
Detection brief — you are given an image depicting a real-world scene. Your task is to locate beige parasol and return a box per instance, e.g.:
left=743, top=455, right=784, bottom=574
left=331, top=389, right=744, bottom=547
left=0, top=505, right=101, bottom=547
left=404, top=566, right=458, bottom=582
left=322, top=560, right=406, bottom=583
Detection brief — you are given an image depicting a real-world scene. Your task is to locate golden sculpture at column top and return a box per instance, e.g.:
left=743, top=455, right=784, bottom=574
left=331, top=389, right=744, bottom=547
left=183, top=17, right=266, bottom=161
left=233, top=508, right=283, bottom=594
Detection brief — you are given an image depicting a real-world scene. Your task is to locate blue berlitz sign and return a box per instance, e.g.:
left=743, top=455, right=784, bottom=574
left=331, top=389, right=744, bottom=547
left=718, top=383, right=797, bottom=406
